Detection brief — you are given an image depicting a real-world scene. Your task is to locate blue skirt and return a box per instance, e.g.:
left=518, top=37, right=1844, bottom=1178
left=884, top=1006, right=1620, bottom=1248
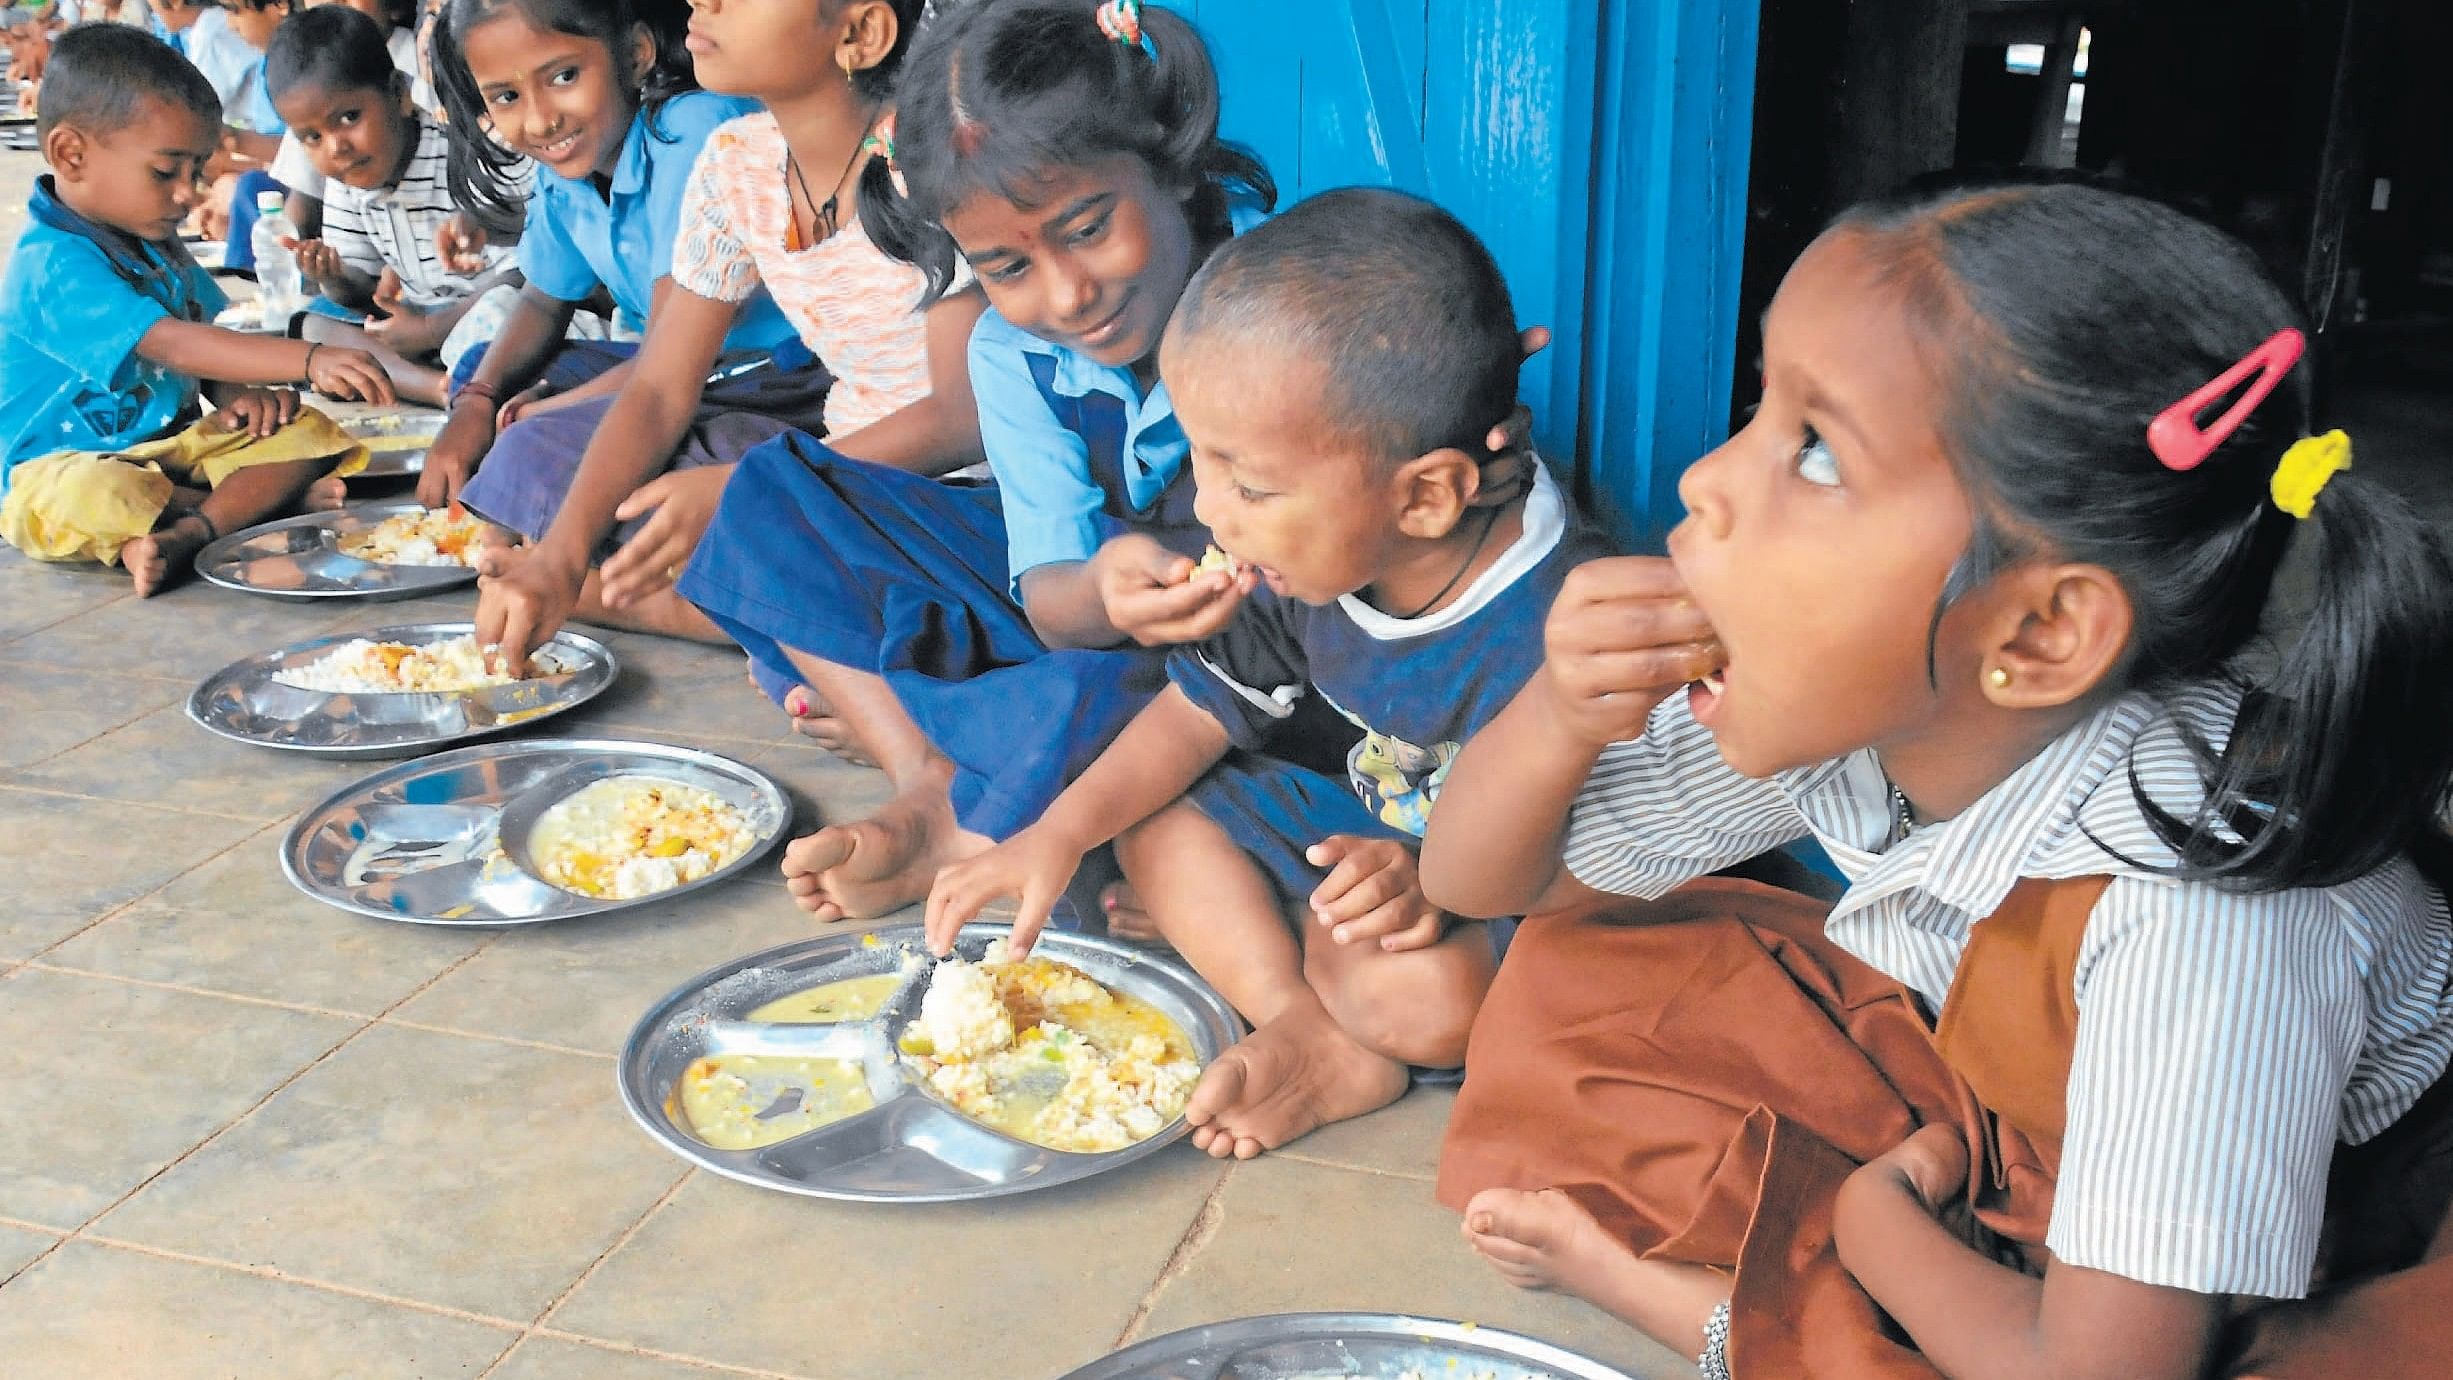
left=678, top=431, right=1172, bottom=845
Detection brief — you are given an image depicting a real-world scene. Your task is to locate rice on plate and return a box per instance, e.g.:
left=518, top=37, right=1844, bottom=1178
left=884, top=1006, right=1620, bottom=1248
left=527, top=775, right=759, bottom=899
left=272, top=634, right=559, bottom=695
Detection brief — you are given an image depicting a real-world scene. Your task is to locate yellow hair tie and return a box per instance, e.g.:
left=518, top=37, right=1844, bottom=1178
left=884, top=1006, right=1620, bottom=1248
left=2270, top=429, right=2351, bottom=520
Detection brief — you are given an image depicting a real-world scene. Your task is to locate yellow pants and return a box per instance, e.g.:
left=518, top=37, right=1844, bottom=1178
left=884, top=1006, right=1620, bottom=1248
left=0, top=409, right=369, bottom=565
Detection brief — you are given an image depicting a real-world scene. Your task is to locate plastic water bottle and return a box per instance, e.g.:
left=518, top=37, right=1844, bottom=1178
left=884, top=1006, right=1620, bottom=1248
left=250, top=190, right=303, bottom=327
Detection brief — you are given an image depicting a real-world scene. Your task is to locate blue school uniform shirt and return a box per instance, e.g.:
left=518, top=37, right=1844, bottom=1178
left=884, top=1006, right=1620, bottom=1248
left=969, top=191, right=1270, bottom=595
left=521, top=91, right=791, bottom=351
left=1169, top=465, right=1608, bottom=836
left=0, top=179, right=227, bottom=487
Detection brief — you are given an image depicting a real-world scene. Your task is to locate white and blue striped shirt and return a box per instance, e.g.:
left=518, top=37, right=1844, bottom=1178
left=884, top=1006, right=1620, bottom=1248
left=1561, top=683, right=2453, bottom=1299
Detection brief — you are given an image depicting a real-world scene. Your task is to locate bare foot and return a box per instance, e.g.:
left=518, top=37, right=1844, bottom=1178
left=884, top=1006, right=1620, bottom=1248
left=779, top=770, right=984, bottom=921
left=305, top=475, right=348, bottom=512
left=783, top=685, right=875, bottom=766
left=1101, top=880, right=1169, bottom=946
left=1461, top=1186, right=1731, bottom=1342
left=1183, top=999, right=1407, bottom=1159
left=118, top=515, right=213, bottom=597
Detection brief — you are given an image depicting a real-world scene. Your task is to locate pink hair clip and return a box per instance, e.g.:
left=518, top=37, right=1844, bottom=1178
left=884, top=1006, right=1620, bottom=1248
left=2146, top=327, right=2306, bottom=472
left=1096, top=0, right=1158, bottom=59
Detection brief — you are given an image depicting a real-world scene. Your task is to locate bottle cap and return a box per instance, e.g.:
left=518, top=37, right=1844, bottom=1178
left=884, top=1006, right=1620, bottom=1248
left=256, top=190, right=285, bottom=214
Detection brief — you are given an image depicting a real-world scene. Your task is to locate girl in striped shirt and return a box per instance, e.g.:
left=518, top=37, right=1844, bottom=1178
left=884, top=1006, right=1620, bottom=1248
left=1422, top=182, right=2453, bottom=1378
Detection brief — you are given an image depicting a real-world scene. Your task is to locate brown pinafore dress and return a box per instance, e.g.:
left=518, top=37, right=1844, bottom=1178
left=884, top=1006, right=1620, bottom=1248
left=1436, top=876, right=2453, bottom=1377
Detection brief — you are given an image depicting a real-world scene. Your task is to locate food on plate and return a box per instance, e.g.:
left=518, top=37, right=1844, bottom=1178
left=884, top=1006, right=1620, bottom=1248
left=676, top=1053, right=873, bottom=1150
left=272, top=634, right=556, bottom=694
left=528, top=775, right=757, bottom=899
left=897, top=942, right=1200, bottom=1152
left=337, top=508, right=487, bottom=567
left=748, top=973, right=906, bottom=1024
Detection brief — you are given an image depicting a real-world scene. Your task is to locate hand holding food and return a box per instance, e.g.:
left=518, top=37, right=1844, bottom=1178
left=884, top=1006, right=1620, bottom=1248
left=922, top=824, right=1093, bottom=958
left=304, top=343, right=397, bottom=407
left=1539, top=556, right=1722, bottom=748
left=283, top=235, right=346, bottom=284
left=473, top=540, right=585, bottom=678
left=1093, top=532, right=1251, bottom=647
left=209, top=386, right=299, bottom=439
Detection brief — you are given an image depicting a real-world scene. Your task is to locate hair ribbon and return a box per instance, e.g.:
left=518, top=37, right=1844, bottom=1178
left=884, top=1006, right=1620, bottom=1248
left=2270, top=429, right=2350, bottom=520
left=862, top=112, right=907, bottom=197
left=1097, top=0, right=1158, bottom=60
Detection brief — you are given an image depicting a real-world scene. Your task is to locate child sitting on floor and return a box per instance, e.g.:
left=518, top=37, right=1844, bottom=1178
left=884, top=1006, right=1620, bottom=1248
left=266, top=4, right=518, bottom=406
left=926, top=189, right=1612, bottom=1161
left=0, top=24, right=393, bottom=594
left=1422, top=181, right=2453, bottom=1379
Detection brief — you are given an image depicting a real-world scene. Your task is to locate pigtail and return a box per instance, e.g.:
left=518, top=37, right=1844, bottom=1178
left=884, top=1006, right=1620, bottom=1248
left=429, top=5, right=527, bottom=236
left=857, top=158, right=962, bottom=303
left=628, top=0, right=698, bottom=140
left=2164, top=472, right=2453, bottom=889
left=1135, top=5, right=1274, bottom=234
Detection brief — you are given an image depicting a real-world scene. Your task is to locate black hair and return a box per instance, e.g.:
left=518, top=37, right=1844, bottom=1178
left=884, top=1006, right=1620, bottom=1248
left=429, top=0, right=696, bottom=235
left=266, top=5, right=397, bottom=106
left=1835, top=180, right=2453, bottom=892
left=856, top=0, right=1274, bottom=302
left=37, top=22, right=220, bottom=139
left=1168, top=187, right=1520, bottom=464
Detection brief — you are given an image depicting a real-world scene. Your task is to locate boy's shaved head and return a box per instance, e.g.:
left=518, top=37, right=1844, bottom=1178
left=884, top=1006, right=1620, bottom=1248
left=1166, top=187, right=1521, bottom=465
left=38, top=23, right=221, bottom=140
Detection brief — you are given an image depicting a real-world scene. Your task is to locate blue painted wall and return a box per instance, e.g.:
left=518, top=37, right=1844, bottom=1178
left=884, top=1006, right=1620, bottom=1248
left=1187, top=0, right=1759, bottom=549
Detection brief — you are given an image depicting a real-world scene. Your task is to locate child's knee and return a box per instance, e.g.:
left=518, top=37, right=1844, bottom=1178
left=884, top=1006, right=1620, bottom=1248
left=1308, top=943, right=1489, bottom=1068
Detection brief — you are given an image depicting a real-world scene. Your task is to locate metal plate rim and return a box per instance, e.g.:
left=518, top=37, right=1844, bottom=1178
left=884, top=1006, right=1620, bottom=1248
left=617, top=923, right=1243, bottom=1203
left=1056, top=1311, right=1641, bottom=1380
left=185, top=621, right=617, bottom=759
left=280, top=736, right=789, bottom=927
left=195, top=503, right=480, bottom=602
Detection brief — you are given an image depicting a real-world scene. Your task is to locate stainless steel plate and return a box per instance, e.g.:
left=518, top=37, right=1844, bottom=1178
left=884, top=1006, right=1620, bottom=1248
left=345, top=411, right=448, bottom=478
left=283, top=738, right=790, bottom=925
left=619, top=925, right=1242, bottom=1201
left=1060, top=1314, right=1638, bottom=1380
left=196, top=503, right=479, bottom=602
left=187, top=621, right=616, bottom=758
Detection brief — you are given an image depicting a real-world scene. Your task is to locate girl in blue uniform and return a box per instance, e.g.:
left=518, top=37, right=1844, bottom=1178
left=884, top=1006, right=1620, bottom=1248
left=678, top=0, right=1275, bottom=926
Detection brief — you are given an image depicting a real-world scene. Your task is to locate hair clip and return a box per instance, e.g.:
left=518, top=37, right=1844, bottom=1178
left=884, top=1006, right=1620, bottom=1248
left=1096, top=0, right=1159, bottom=60
left=861, top=113, right=907, bottom=197
left=2146, top=327, right=2306, bottom=472
left=2270, top=429, right=2350, bottom=520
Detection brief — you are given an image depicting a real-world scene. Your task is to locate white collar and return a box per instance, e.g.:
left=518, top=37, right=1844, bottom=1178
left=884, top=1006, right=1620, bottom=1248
left=1339, top=461, right=1566, bottom=640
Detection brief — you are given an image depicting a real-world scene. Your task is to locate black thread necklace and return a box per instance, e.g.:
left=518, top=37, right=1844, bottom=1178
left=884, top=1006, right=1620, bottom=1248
left=784, top=119, right=874, bottom=249
left=1389, top=502, right=1506, bottom=620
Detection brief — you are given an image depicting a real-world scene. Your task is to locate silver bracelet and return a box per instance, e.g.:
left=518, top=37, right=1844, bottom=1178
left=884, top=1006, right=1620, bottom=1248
left=1697, top=1299, right=1734, bottom=1380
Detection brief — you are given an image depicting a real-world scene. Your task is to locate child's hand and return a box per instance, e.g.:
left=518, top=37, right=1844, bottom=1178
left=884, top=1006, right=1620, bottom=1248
left=1539, top=556, right=1722, bottom=748
left=435, top=214, right=490, bottom=275
left=495, top=381, right=555, bottom=428
left=366, top=270, right=451, bottom=357
left=472, top=539, right=584, bottom=678
left=208, top=387, right=300, bottom=439
left=1094, top=531, right=1253, bottom=646
left=923, top=825, right=1092, bottom=958
left=419, top=404, right=493, bottom=510
left=598, top=465, right=729, bottom=609
left=284, top=236, right=345, bottom=284
left=1306, top=835, right=1449, bottom=951
left=304, top=343, right=397, bottom=407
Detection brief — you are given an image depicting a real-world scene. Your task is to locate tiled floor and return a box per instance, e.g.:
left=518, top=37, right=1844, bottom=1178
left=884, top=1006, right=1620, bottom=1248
left=0, top=540, right=1690, bottom=1380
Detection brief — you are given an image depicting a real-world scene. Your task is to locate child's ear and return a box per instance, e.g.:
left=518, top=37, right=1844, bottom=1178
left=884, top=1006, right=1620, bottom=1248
left=1980, top=562, right=2133, bottom=711
left=1393, top=447, right=1481, bottom=541
left=842, top=0, right=901, bottom=72
left=628, top=22, right=658, bottom=89
left=44, top=124, right=87, bottom=182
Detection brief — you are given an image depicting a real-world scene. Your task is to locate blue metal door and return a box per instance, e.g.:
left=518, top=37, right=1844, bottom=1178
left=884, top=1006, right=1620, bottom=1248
left=1192, top=0, right=1758, bottom=548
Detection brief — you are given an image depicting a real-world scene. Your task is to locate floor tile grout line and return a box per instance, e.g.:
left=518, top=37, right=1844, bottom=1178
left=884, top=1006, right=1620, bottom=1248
left=0, top=653, right=208, bottom=685
left=377, top=1017, right=617, bottom=1062
left=19, top=963, right=378, bottom=1023
left=67, top=1233, right=530, bottom=1331
left=59, top=934, right=506, bottom=1246
left=517, top=1165, right=697, bottom=1342
left=0, top=1217, right=72, bottom=1292
left=519, top=1328, right=825, bottom=1380
left=18, top=819, right=287, bottom=968
left=0, top=778, right=289, bottom=825
left=0, top=591, right=138, bottom=647
left=0, top=695, right=190, bottom=777
left=1111, top=1161, right=1237, bottom=1350
left=1269, top=1152, right=1437, bottom=1184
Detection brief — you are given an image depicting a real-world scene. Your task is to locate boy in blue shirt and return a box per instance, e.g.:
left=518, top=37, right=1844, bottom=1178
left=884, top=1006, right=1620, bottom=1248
left=927, top=189, right=1613, bottom=1160
left=0, top=24, right=392, bottom=594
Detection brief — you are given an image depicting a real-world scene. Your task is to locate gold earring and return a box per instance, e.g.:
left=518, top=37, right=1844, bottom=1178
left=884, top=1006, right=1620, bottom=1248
left=1986, top=666, right=2012, bottom=690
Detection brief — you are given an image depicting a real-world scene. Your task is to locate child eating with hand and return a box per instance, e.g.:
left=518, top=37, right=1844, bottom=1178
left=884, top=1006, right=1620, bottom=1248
left=926, top=189, right=1611, bottom=1160
left=0, top=25, right=393, bottom=595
